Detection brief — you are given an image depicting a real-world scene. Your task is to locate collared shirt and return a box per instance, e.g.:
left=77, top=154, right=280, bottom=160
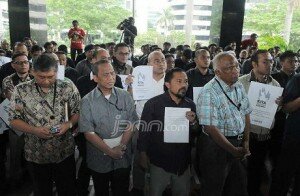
left=197, top=76, right=252, bottom=136
left=79, top=87, right=138, bottom=173
left=186, top=68, right=214, bottom=100
left=112, top=58, right=133, bottom=75
left=239, top=71, right=280, bottom=136
left=75, top=59, right=93, bottom=77
left=137, top=92, right=196, bottom=175
left=283, top=73, right=300, bottom=138
left=2, top=73, right=33, bottom=96
left=135, top=75, right=165, bottom=118
left=9, top=79, right=81, bottom=164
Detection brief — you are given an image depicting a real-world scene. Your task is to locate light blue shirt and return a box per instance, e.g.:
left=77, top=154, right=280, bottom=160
left=196, top=76, right=252, bottom=136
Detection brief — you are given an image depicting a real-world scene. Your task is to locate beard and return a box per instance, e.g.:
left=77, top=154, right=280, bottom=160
left=175, top=88, right=187, bottom=98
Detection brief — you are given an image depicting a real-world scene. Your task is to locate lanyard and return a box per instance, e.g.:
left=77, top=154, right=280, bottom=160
left=215, top=79, right=241, bottom=111
left=35, top=82, right=57, bottom=119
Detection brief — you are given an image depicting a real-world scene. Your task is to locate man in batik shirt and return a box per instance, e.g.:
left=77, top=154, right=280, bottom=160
left=9, top=54, right=80, bottom=195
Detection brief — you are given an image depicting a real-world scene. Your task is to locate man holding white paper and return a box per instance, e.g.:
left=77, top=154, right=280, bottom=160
left=239, top=49, right=281, bottom=196
left=79, top=59, right=138, bottom=196
left=138, top=68, right=198, bottom=196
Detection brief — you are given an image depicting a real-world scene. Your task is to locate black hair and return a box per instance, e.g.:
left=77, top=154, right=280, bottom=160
left=163, top=42, right=171, bottom=46
left=31, top=45, right=43, bottom=53
left=182, top=49, right=193, bottom=59
left=33, top=53, right=58, bottom=72
left=58, top=45, right=68, bottom=54
left=164, top=53, right=174, bottom=59
left=169, top=48, right=176, bottom=54
left=165, top=67, right=185, bottom=83
left=43, top=42, right=52, bottom=50
left=279, top=50, right=297, bottom=62
left=114, top=42, right=129, bottom=52
left=50, top=41, right=57, bottom=46
left=12, top=53, right=28, bottom=61
left=251, top=49, right=268, bottom=64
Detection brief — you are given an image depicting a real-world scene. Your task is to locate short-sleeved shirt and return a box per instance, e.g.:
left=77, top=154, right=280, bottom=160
left=2, top=73, right=33, bottom=96
left=79, top=87, right=138, bottom=173
left=68, top=27, right=85, bottom=49
left=9, top=79, right=81, bottom=164
left=197, top=76, right=252, bottom=136
left=282, top=74, right=300, bottom=138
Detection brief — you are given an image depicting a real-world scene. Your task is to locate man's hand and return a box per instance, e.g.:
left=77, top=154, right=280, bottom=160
left=32, top=126, right=52, bottom=139
left=242, top=140, right=251, bottom=157
left=54, top=122, right=70, bottom=136
left=275, top=96, right=283, bottom=106
left=231, top=147, right=245, bottom=158
left=125, top=74, right=134, bottom=86
left=139, top=152, right=149, bottom=170
left=186, top=111, right=197, bottom=124
left=108, top=145, right=125, bottom=159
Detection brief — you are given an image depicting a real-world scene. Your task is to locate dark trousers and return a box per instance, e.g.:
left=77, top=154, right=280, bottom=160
left=198, top=134, right=247, bottom=196
left=91, top=167, right=130, bottom=196
left=247, top=137, right=270, bottom=196
left=0, top=132, right=8, bottom=194
left=71, top=48, right=83, bottom=62
left=269, top=136, right=300, bottom=196
left=75, top=133, right=91, bottom=196
left=27, top=154, right=77, bottom=196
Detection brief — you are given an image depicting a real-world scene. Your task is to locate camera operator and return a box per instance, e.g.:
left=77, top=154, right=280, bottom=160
left=117, top=17, right=137, bottom=47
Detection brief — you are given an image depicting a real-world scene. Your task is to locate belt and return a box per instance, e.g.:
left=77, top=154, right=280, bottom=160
left=226, top=133, right=244, bottom=140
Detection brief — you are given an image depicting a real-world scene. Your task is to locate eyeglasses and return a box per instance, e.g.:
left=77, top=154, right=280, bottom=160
left=152, top=59, right=166, bottom=65
left=13, top=60, right=29, bottom=65
left=221, top=65, right=240, bottom=73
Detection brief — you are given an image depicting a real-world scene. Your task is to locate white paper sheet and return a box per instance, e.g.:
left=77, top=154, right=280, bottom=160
left=0, top=99, right=10, bottom=126
left=193, top=87, right=203, bottom=103
left=248, top=81, right=283, bottom=129
left=164, top=107, right=190, bottom=143
left=126, top=60, right=133, bottom=67
left=57, top=65, right=65, bottom=80
left=103, top=134, right=122, bottom=149
left=118, top=74, right=129, bottom=90
left=132, top=66, right=153, bottom=100
left=90, top=71, right=93, bottom=80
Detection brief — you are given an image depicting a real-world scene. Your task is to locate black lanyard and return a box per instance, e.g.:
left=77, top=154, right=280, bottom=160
left=215, top=79, right=241, bottom=111
left=97, top=87, right=123, bottom=111
left=35, top=82, right=57, bottom=119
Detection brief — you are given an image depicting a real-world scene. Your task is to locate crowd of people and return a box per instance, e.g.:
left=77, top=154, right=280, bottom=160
left=0, top=23, right=300, bottom=196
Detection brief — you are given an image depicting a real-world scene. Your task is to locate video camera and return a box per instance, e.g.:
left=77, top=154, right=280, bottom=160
left=117, top=18, right=132, bottom=30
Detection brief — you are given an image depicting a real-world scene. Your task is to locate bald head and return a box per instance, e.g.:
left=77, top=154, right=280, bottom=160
left=148, top=51, right=167, bottom=75
left=92, top=49, right=111, bottom=63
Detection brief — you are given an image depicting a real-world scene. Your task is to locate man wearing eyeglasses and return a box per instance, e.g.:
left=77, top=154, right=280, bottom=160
left=197, top=52, right=252, bottom=196
left=239, top=50, right=281, bottom=196
left=79, top=59, right=138, bottom=196
left=9, top=54, right=81, bottom=195
left=112, top=43, right=133, bottom=75
left=1, top=52, right=32, bottom=190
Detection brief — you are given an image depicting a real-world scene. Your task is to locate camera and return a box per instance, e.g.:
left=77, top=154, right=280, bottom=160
left=50, top=125, right=60, bottom=134
left=117, top=18, right=131, bottom=30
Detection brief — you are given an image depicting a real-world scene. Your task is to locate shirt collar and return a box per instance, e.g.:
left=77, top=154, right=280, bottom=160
left=249, top=70, right=272, bottom=84
left=95, top=86, right=117, bottom=101
left=195, top=67, right=214, bottom=76
left=215, top=76, right=237, bottom=92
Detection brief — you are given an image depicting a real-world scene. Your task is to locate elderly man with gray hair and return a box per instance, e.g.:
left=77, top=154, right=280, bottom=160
left=196, top=52, right=252, bottom=196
